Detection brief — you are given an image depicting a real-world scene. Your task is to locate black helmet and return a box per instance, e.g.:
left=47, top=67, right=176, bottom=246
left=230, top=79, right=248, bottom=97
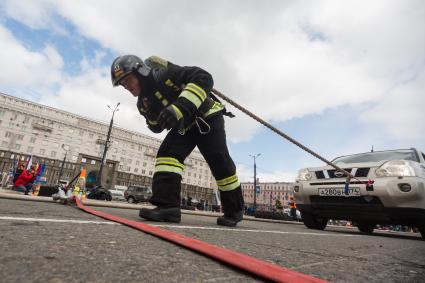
left=111, top=55, right=151, bottom=86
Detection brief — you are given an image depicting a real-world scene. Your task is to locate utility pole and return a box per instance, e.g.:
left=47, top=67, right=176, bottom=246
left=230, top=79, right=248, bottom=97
left=249, top=153, right=261, bottom=211
left=57, top=144, right=70, bottom=184
left=97, top=102, right=120, bottom=188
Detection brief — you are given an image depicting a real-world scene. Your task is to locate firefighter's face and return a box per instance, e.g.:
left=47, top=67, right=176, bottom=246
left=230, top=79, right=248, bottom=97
left=120, top=74, right=141, bottom=97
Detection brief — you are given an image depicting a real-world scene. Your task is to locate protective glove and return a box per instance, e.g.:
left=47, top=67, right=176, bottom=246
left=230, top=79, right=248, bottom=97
left=157, top=104, right=183, bottom=130
left=147, top=122, right=163, bottom=133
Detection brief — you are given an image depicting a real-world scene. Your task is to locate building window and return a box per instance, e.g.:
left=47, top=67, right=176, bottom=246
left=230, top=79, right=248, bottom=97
left=51, top=151, right=57, bottom=157
left=1, top=141, right=8, bottom=147
left=5, top=131, right=12, bottom=138
left=39, top=149, right=45, bottom=155
left=14, top=144, right=21, bottom=150
left=16, top=134, right=24, bottom=140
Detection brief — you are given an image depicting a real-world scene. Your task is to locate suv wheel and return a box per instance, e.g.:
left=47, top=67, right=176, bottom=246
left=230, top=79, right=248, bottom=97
left=127, top=197, right=135, bottom=204
left=357, top=223, right=375, bottom=234
left=301, top=211, right=328, bottom=230
left=106, top=194, right=112, bottom=201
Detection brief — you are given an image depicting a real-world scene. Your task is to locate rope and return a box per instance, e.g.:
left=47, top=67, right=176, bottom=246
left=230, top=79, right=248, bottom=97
left=212, top=88, right=368, bottom=185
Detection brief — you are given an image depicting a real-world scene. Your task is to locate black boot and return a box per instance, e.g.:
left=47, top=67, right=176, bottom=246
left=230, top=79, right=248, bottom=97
left=217, top=211, right=243, bottom=227
left=217, top=186, right=244, bottom=227
left=139, top=206, right=181, bottom=223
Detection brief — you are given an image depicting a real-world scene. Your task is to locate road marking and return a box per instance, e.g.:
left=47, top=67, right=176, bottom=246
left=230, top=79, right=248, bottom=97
left=152, top=225, right=361, bottom=237
left=0, top=216, right=359, bottom=237
left=0, top=216, right=118, bottom=225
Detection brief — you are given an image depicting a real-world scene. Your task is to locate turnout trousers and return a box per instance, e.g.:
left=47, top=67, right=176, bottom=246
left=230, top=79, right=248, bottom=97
left=150, top=113, right=244, bottom=215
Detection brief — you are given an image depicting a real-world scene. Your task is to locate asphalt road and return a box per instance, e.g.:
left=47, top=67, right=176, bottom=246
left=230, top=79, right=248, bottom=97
left=0, top=197, right=424, bottom=283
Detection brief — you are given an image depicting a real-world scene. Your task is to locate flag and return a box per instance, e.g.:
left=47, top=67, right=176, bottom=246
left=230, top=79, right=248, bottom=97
left=35, top=162, right=46, bottom=184
left=26, top=155, right=33, bottom=170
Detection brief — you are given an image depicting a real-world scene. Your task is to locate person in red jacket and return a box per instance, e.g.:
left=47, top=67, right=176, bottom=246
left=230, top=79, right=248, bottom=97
left=14, top=167, right=36, bottom=195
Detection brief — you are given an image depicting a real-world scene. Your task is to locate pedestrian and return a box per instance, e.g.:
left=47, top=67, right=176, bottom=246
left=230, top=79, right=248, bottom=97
left=111, top=55, right=244, bottom=226
left=289, top=196, right=297, bottom=221
left=13, top=164, right=25, bottom=183
left=13, top=167, right=36, bottom=195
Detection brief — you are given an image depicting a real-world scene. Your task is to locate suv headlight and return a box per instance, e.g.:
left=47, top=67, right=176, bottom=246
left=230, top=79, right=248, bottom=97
left=375, top=160, right=416, bottom=177
left=296, top=168, right=312, bottom=181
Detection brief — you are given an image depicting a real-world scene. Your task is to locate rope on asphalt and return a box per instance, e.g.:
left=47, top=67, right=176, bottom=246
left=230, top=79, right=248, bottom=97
left=73, top=197, right=327, bottom=283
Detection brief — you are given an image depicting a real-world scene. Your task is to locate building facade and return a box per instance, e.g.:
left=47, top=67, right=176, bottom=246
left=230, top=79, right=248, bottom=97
left=241, top=181, right=294, bottom=211
left=0, top=92, right=217, bottom=203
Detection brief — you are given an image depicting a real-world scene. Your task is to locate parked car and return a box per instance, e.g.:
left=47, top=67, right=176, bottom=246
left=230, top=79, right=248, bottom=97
left=108, top=189, right=125, bottom=201
left=294, top=148, right=425, bottom=239
left=86, top=186, right=112, bottom=201
left=124, top=185, right=152, bottom=203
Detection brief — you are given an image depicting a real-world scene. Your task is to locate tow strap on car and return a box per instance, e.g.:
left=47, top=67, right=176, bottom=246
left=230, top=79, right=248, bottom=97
left=72, top=197, right=327, bottom=283
left=211, top=88, right=375, bottom=191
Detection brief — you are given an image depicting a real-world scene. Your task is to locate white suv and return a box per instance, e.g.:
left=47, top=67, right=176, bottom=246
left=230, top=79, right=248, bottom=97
left=294, top=148, right=425, bottom=239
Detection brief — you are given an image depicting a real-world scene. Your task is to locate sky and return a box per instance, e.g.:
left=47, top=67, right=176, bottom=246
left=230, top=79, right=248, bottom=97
left=0, top=0, right=424, bottom=182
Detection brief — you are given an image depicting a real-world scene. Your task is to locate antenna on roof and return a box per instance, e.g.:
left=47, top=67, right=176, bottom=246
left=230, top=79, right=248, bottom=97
left=371, top=145, right=374, bottom=152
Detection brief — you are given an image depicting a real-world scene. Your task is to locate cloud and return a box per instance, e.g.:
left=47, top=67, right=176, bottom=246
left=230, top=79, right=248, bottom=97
left=0, top=24, right=63, bottom=96
left=237, top=163, right=297, bottom=183
left=359, top=69, right=425, bottom=143
left=1, top=0, right=424, bottom=148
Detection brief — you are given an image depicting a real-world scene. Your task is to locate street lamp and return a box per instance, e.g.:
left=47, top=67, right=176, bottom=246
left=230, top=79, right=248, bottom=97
left=249, top=153, right=261, bottom=211
left=57, top=144, right=70, bottom=184
left=97, top=102, right=120, bottom=187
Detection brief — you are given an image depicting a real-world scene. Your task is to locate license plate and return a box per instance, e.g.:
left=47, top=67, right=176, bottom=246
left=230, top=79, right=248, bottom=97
left=318, top=187, right=361, bottom=196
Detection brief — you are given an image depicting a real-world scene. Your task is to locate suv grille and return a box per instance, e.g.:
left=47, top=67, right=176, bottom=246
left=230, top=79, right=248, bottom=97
left=314, top=168, right=370, bottom=179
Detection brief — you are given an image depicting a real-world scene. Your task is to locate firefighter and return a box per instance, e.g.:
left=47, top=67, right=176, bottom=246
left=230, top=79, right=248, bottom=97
left=111, top=55, right=244, bottom=227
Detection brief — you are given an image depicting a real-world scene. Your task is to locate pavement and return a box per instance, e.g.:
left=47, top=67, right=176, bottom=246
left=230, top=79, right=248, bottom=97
left=1, top=187, right=424, bottom=282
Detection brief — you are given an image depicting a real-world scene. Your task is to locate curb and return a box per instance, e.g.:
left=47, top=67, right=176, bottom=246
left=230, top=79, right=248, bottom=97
left=0, top=190, right=302, bottom=225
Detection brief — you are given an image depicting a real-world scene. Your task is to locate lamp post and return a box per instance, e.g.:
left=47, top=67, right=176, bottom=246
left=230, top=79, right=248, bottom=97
left=97, top=102, right=120, bottom=187
left=249, top=153, right=261, bottom=211
left=57, top=144, right=70, bottom=184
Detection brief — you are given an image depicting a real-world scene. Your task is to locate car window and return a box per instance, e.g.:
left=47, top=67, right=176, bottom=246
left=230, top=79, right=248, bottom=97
left=332, top=149, right=418, bottom=164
